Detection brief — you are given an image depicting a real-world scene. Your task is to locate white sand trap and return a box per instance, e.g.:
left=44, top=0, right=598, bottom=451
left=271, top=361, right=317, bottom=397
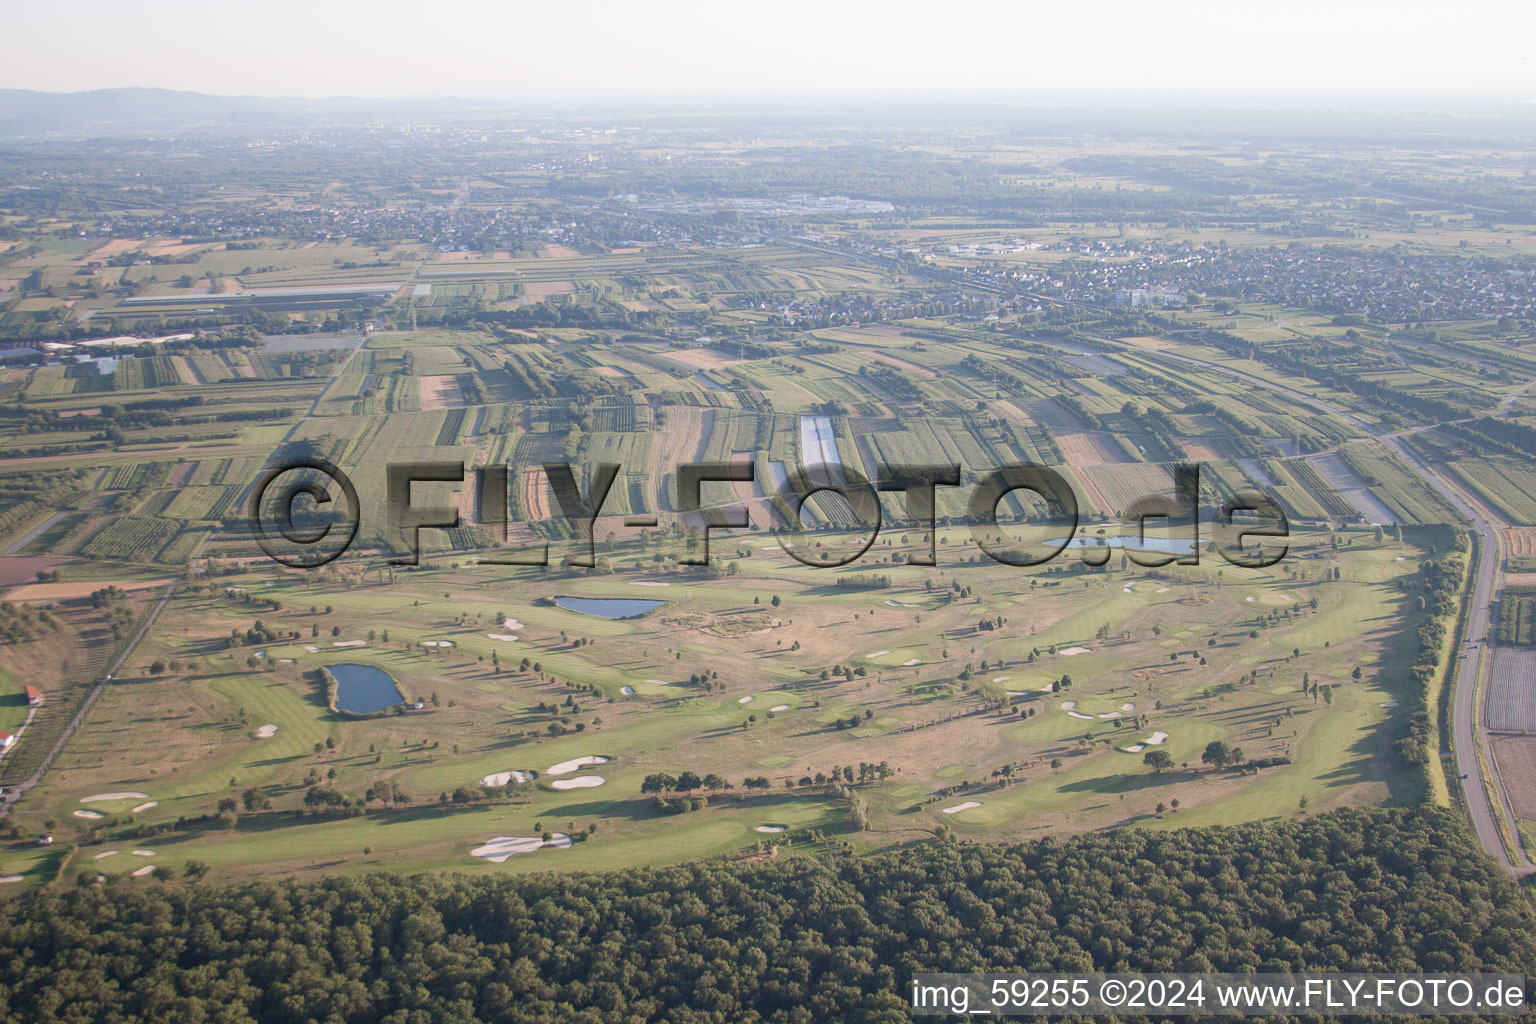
left=0, top=875, right=22, bottom=883
left=1245, top=596, right=1257, bottom=602
left=332, top=640, right=366, bottom=647
left=942, top=801, right=982, bottom=814
left=131, top=850, right=155, bottom=857
left=547, top=755, right=609, bottom=775
left=1068, top=711, right=1094, bottom=720
left=422, top=640, right=454, bottom=648
left=738, top=695, right=754, bottom=704
left=1061, top=700, right=1077, bottom=709
left=1145, top=731, right=1170, bottom=745
left=866, top=650, right=890, bottom=658
left=73, top=810, right=104, bottom=819
left=551, top=775, right=605, bottom=790
left=254, top=651, right=265, bottom=659
left=255, top=724, right=277, bottom=738
left=132, top=866, right=156, bottom=877
left=82, top=792, right=148, bottom=803
left=1123, top=744, right=1146, bottom=753
left=1121, top=703, right=1135, bottom=711
left=471, top=834, right=571, bottom=862
left=769, top=704, right=791, bottom=712
left=502, top=618, right=526, bottom=630
left=1099, top=711, right=1123, bottom=719
left=131, top=802, right=157, bottom=813
left=487, top=633, right=520, bottom=642
left=1396, top=556, right=1407, bottom=562
left=901, top=658, right=923, bottom=666
left=1280, top=594, right=1293, bottom=600
left=94, top=850, right=119, bottom=860
left=993, top=675, right=1012, bottom=683
left=1007, top=691, right=1031, bottom=699
left=1156, top=587, right=1170, bottom=593
left=646, top=679, right=673, bottom=686
left=278, top=658, right=294, bottom=664
left=479, top=770, right=530, bottom=788
left=621, top=685, right=635, bottom=695
left=1060, top=646, right=1091, bottom=656
left=629, top=580, right=671, bottom=587
left=304, top=645, right=320, bottom=653
left=1380, top=701, right=1400, bottom=708
left=886, top=600, right=918, bottom=607
left=1039, top=685, right=1055, bottom=692
left=756, top=824, right=787, bottom=833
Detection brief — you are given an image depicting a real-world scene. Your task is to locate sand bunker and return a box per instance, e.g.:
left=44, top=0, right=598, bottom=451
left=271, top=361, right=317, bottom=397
left=82, top=792, right=148, bottom=803
left=551, top=776, right=605, bottom=790
left=73, top=810, right=103, bottom=819
left=943, top=801, right=982, bottom=814
left=621, top=685, right=635, bottom=695
left=993, top=675, right=1012, bottom=683
left=1123, top=744, right=1146, bottom=753
left=1060, top=646, right=1091, bottom=656
left=886, top=600, right=918, bottom=607
left=769, top=704, right=790, bottom=712
left=131, top=802, right=157, bottom=813
left=132, top=866, right=156, bottom=877
left=547, top=755, right=609, bottom=775
left=1145, top=731, right=1170, bottom=745
left=1380, top=701, right=1400, bottom=708
left=502, top=618, right=526, bottom=630
left=738, top=696, right=754, bottom=704
left=1061, top=701, right=1077, bottom=709
left=901, top=658, right=923, bottom=666
left=629, top=581, right=671, bottom=587
left=646, top=679, right=672, bottom=685
left=1156, top=587, right=1169, bottom=593
left=255, top=724, right=277, bottom=738
left=1121, top=703, right=1135, bottom=711
left=422, top=640, right=454, bottom=648
left=471, top=834, right=573, bottom=863
left=479, top=770, right=530, bottom=788
left=755, top=824, right=787, bottom=833
left=332, top=640, right=366, bottom=647
left=1068, top=711, right=1094, bottom=720
left=1246, top=596, right=1257, bottom=602
left=93, top=850, right=119, bottom=860
left=304, top=645, right=320, bottom=652
left=0, top=875, right=22, bottom=883
left=487, top=633, right=520, bottom=641
left=866, top=650, right=890, bottom=658
left=131, top=850, right=155, bottom=857
left=1099, top=711, right=1123, bottom=719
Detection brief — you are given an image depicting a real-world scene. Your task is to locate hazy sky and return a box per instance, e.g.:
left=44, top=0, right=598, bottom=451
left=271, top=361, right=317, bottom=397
left=5, top=0, right=1534, bottom=100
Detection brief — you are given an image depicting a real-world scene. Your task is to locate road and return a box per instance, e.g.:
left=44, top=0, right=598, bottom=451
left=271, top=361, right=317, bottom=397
left=1131, top=341, right=1528, bottom=873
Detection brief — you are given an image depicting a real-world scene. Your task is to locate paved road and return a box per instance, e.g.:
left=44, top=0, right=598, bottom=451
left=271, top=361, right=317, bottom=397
left=1134, top=342, right=1528, bottom=873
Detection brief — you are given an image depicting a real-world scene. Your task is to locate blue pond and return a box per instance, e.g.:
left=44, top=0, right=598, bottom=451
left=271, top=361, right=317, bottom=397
left=329, top=663, right=405, bottom=714
left=552, top=596, right=666, bottom=620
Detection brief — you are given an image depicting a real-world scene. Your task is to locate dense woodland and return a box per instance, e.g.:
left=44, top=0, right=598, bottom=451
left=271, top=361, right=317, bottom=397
left=0, top=808, right=1530, bottom=1023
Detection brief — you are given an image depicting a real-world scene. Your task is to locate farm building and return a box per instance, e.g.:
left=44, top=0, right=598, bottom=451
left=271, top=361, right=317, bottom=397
left=24, top=685, right=40, bottom=707
left=0, top=731, right=13, bottom=750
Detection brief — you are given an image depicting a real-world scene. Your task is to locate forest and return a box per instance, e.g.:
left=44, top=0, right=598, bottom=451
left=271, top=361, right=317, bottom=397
left=0, top=808, right=1531, bottom=1023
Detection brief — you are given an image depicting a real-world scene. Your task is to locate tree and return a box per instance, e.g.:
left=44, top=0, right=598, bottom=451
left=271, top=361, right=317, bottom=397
left=675, top=771, right=702, bottom=795
left=1202, top=740, right=1235, bottom=769
left=1143, top=750, right=1175, bottom=773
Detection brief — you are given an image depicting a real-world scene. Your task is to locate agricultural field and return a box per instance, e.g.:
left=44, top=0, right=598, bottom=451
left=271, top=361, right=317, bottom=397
left=1, top=116, right=1531, bottom=893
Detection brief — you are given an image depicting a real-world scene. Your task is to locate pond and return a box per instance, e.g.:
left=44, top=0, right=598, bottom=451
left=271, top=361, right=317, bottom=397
left=552, top=596, right=665, bottom=619
left=329, top=663, right=405, bottom=715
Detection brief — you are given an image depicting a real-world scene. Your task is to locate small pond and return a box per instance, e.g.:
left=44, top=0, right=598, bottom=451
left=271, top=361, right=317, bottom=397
left=330, top=663, right=405, bottom=715
left=552, top=596, right=665, bottom=619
